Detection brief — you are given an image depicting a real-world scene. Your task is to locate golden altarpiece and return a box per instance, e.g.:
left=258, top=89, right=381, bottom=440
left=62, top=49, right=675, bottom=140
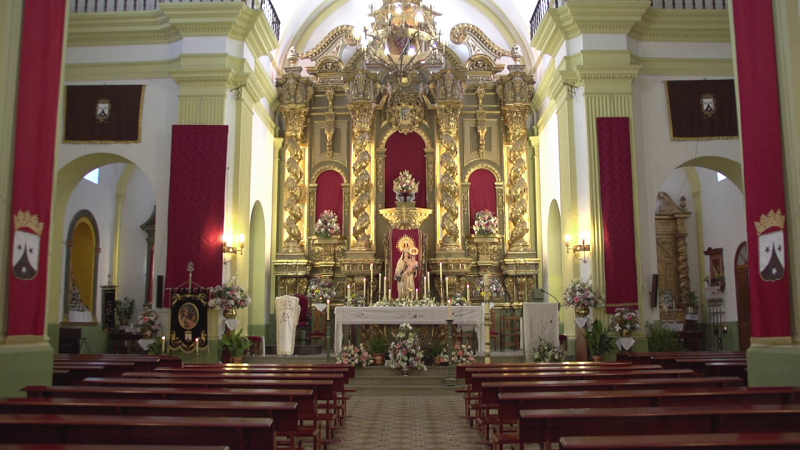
left=272, top=5, right=540, bottom=325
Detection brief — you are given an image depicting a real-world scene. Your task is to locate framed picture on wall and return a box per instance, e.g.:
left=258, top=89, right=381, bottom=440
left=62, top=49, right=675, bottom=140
left=704, top=247, right=725, bottom=292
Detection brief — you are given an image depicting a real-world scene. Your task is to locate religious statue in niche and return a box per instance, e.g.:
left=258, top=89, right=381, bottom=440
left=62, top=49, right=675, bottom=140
left=704, top=247, right=725, bottom=292
left=394, top=235, right=419, bottom=299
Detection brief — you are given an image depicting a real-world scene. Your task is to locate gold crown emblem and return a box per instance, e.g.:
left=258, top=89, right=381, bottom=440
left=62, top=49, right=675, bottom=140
left=396, top=235, right=419, bottom=255
left=13, top=210, right=44, bottom=235
left=754, top=209, right=785, bottom=235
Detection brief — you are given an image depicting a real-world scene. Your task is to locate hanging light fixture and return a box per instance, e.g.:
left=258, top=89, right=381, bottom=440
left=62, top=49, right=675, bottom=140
left=362, top=0, right=443, bottom=80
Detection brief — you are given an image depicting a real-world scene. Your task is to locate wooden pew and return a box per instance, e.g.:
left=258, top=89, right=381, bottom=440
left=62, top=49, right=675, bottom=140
left=705, top=361, right=748, bottom=380
left=497, top=386, right=800, bottom=427
left=183, top=363, right=354, bottom=378
left=618, top=351, right=744, bottom=365
left=120, top=372, right=347, bottom=394
left=672, top=357, right=746, bottom=373
left=54, top=355, right=182, bottom=370
left=456, top=361, right=632, bottom=379
left=53, top=362, right=137, bottom=377
left=471, top=369, right=695, bottom=392
left=0, top=414, right=273, bottom=450
left=649, top=355, right=745, bottom=370
left=52, top=370, right=70, bottom=386
left=559, top=433, right=800, bottom=449
left=518, top=404, right=800, bottom=449
left=0, top=397, right=297, bottom=439
left=0, top=446, right=231, bottom=450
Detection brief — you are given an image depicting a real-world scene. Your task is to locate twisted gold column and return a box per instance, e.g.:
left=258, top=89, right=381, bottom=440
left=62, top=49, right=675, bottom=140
left=348, top=103, right=375, bottom=250
left=281, top=107, right=309, bottom=253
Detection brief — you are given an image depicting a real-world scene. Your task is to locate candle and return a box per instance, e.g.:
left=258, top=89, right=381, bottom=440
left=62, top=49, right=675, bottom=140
left=161, top=335, right=165, bottom=354
left=467, top=283, right=470, bottom=303
left=195, top=337, right=199, bottom=355
left=347, top=284, right=351, bottom=300
left=384, top=276, right=387, bottom=299
left=427, top=271, right=431, bottom=295
left=439, top=263, right=443, bottom=297
left=445, top=276, right=449, bottom=300
left=389, top=288, right=392, bottom=299
left=326, top=299, right=330, bottom=321
left=378, top=272, right=382, bottom=299
left=416, top=288, right=419, bottom=300
left=423, top=276, right=427, bottom=298
left=448, top=299, right=452, bottom=320
left=363, top=277, right=367, bottom=299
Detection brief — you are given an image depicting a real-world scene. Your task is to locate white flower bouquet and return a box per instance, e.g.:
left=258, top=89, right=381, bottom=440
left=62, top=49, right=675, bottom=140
left=387, top=323, right=427, bottom=372
left=314, top=210, right=341, bottom=237
left=208, top=280, right=252, bottom=311
left=563, top=278, right=604, bottom=309
left=472, top=209, right=498, bottom=235
left=136, top=304, right=163, bottom=338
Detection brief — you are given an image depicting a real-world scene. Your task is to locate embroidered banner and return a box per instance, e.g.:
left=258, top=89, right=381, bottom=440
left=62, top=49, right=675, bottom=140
left=7, top=0, right=67, bottom=336
left=733, top=0, right=790, bottom=339
left=665, top=80, right=738, bottom=140
left=64, top=85, right=145, bottom=143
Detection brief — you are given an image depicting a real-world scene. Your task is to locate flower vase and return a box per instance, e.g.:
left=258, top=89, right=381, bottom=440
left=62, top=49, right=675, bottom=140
left=575, top=304, right=590, bottom=317
left=223, top=309, right=237, bottom=319
left=622, top=329, right=632, bottom=337
left=591, top=355, right=604, bottom=362
left=402, top=367, right=409, bottom=377
left=373, top=354, right=385, bottom=366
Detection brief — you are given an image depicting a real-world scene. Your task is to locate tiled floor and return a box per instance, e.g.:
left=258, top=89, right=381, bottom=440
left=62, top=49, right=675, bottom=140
left=326, top=395, right=488, bottom=450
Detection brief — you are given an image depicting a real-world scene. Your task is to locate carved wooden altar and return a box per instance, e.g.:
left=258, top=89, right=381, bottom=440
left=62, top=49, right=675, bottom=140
left=655, top=192, right=692, bottom=307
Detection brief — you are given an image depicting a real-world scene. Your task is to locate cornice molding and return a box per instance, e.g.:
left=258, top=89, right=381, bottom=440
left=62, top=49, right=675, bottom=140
left=630, top=9, right=730, bottom=42
left=160, top=3, right=251, bottom=39
left=631, top=56, right=733, bottom=76
left=65, top=58, right=180, bottom=81
left=67, top=10, right=180, bottom=46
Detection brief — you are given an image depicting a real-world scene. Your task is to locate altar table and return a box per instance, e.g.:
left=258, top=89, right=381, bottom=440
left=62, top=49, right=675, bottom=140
left=520, top=302, right=560, bottom=361
left=334, top=306, right=486, bottom=355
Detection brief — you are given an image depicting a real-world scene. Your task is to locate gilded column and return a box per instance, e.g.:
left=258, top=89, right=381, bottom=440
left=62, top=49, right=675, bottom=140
left=432, top=69, right=466, bottom=252
left=497, top=66, right=535, bottom=252
left=276, top=58, right=313, bottom=254
left=344, top=70, right=379, bottom=251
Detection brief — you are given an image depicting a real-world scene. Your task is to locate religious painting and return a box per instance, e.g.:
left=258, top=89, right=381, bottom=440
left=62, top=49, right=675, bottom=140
left=178, top=303, right=199, bottom=330
left=704, top=247, right=725, bottom=292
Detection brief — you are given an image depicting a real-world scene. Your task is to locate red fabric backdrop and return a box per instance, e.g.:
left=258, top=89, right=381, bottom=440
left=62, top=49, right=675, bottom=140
left=7, top=0, right=67, bottom=336
left=315, top=170, right=345, bottom=228
left=390, top=229, right=422, bottom=298
left=385, top=132, right=426, bottom=208
left=164, top=125, right=228, bottom=307
left=596, top=118, right=639, bottom=313
left=468, top=169, right=497, bottom=233
left=733, top=0, right=790, bottom=338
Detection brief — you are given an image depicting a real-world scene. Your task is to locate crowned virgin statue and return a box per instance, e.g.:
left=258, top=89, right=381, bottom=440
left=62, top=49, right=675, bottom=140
left=394, top=235, right=419, bottom=299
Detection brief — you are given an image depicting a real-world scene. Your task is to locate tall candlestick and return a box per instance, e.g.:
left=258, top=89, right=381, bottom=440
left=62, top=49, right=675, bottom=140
left=448, top=299, right=452, bottom=320
left=423, top=276, right=427, bottom=298
left=195, top=337, right=199, bottom=355
left=347, top=284, right=351, bottom=301
left=427, top=271, right=431, bottom=296
left=384, top=276, right=388, bottom=300
left=445, top=276, right=449, bottom=300
left=370, top=264, right=374, bottom=302
left=467, top=284, right=470, bottom=303
left=416, top=288, right=419, bottom=300
left=161, top=335, right=165, bottom=354
left=378, top=272, right=382, bottom=299
left=363, top=277, right=367, bottom=299
left=326, top=299, right=330, bottom=321
left=389, top=288, right=392, bottom=299
left=439, top=263, right=443, bottom=298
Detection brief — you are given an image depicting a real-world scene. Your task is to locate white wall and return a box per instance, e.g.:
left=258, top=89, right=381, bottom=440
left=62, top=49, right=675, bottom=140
left=117, top=166, right=157, bottom=319
left=249, top=114, right=276, bottom=315
left=539, top=115, right=560, bottom=293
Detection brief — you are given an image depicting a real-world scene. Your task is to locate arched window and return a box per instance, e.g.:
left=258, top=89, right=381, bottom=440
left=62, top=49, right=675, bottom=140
left=385, top=132, right=427, bottom=208
left=64, top=210, right=100, bottom=322
left=468, top=169, right=497, bottom=233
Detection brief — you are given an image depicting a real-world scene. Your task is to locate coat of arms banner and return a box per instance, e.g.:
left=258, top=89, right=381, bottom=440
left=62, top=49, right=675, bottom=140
left=64, top=85, right=145, bottom=143
left=665, top=80, right=738, bottom=140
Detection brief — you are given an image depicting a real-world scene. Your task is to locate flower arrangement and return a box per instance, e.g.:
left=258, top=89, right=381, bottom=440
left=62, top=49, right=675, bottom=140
left=347, top=293, right=366, bottom=307
left=136, top=304, right=163, bottom=339
left=658, top=290, right=675, bottom=310
left=472, top=209, right=499, bottom=235
left=336, top=342, right=373, bottom=367
left=208, top=279, right=252, bottom=312
left=115, top=297, right=135, bottom=326
left=563, top=278, right=604, bottom=309
left=449, top=292, right=468, bottom=306
left=314, top=210, right=341, bottom=237
left=609, top=307, right=640, bottom=334
left=437, top=341, right=477, bottom=365
left=393, top=170, right=418, bottom=195
left=473, top=277, right=505, bottom=298
left=387, top=323, right=427, bottom=372
left=372, top=297, right=439, bottom=307
left=530, top=338, right=566, bottom=363
left=307, top=277, right=334, bottom=302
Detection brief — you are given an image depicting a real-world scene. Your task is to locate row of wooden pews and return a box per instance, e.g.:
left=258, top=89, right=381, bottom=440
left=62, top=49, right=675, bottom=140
left=457, top=352, right=800, bottom=450
left=3, top=354, right=356, bottom=450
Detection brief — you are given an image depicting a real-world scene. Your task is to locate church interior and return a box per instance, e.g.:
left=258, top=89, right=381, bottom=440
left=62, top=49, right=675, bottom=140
left=1, top=0, right=800, bottom=448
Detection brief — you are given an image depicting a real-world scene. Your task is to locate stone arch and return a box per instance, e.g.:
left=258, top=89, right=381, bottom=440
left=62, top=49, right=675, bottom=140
left=678, top=156, right=743, bottom=193
left=463, top=163, right=502, bottom=182
left=63, top=210, right=100, bottom=321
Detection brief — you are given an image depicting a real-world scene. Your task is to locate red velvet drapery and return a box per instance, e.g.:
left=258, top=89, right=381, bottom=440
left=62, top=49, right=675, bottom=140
left=7, top=0, right=67, bottom=336
left=596, top=118, right=638, bottom=313
left=165, top=125, right=228, bottom=307
left=390, top=229, right=422, bottom=298
left=733, top=0, right=790, bottom=338
left=385, top=132, right=426, bottom=208
left=468, top=169, right=497, bottom=233
left=315, top=170, right=345, bottom=229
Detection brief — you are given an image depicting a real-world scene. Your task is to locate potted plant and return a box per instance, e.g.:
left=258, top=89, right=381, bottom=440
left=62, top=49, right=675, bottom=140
left=684, top=290, right=699, bottom=314
left=427, top=342, right=446, bottom=365
left=220, top=328, right=252, bottom=364
left=645, top=321, right=685, bottom=352
left=368, top=335, right=389, bottom=366
left=582, top=319, right=615, bottom=361
left=609, top=307, right=640, bottom=337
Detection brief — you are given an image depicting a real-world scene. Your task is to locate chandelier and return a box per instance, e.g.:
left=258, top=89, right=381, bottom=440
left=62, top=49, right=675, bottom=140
left=362, top=0, right=443, bottom=79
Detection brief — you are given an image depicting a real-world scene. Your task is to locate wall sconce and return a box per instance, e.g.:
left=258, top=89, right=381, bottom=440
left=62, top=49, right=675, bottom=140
left=565, top=232, right=590, bottom=262
left=222, top=232, right=245, bottom=257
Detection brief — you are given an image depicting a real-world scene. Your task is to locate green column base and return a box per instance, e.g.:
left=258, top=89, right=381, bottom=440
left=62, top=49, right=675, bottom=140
left=0, top=342, right=54, bottom=397
left=747, top=344, right=800, bottom=387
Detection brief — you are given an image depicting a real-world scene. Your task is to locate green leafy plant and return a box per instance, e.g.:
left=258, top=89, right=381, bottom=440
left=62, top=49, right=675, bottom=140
left=426, top=342, right=445, bottom=363
left=145, top=341, right=161, bottom=355
left=368, top=335, right=389, bottom=355
left=684, top=290, right=699, bottom=309
left=115, top=297, right=135, bottom=326
left=582, top=319, right=615, bottom=356
left=220, top=329, right=252, bottom=357
left=645, top=321, right=686, bottom=352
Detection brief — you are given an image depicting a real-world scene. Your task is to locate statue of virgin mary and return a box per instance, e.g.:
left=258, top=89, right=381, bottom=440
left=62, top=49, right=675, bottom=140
left=394, top=236, right=419, bottom=299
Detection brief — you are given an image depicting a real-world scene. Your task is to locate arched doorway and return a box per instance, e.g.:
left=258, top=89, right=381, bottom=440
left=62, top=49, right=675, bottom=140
left=64, top=211, right=100, bottom=322
left=734, top=241, right=751, bottom=350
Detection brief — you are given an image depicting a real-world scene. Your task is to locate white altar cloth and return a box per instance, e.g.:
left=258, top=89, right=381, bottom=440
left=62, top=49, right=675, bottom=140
left=334, top=306, right=486, bottom=355
left=520, top=303, right=560, bottom=362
